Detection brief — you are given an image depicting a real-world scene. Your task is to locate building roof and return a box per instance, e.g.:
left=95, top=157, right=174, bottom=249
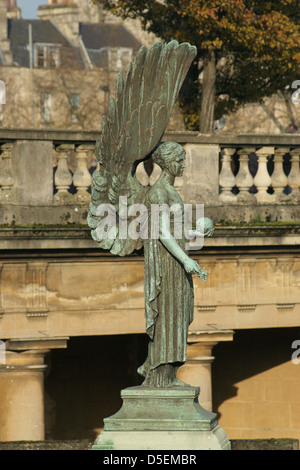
left=80, top=22, right=142, bottom=68
left=8, top=19, right=84, bottom=68
left=3, top=18, right=142, bottom=69
left=80, top=22, right=142, bottom=51
left=8, top=19, right=71, bottom=47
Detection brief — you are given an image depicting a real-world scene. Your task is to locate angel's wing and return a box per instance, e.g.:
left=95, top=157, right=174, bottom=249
left=87, top=40, right=197, bottom=256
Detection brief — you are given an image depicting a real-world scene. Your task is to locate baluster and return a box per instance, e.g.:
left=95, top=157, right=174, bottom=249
left=287, top=149, right=300, bottom=202
left=73, top=144, right=93, bottom=203
left=54, top=144, right=74, bottom=204
left=272, top=147, right=289, bottom=201
left=0, top=142, right=15, bottom=204
left=219, top=147, right=236, bottom=202
left=236, top=147, right=256, bottom=203
left=253, top=147, right=273, bottom=203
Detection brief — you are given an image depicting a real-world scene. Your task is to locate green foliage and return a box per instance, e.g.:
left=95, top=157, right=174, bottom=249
left=95, top=1, right=300, bottom=130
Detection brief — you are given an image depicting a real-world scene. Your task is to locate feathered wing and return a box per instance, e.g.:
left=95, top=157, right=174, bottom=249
left=87, top=40, right=197, bottom=256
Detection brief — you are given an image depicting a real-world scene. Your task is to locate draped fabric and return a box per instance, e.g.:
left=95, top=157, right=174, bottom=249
left=142, top=190, right=194, bottom=372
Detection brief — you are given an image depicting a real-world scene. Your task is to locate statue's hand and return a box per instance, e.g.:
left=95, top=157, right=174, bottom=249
left=183, top=258, right=207, bottom=281
left=197, top=269, right=207, bottom=281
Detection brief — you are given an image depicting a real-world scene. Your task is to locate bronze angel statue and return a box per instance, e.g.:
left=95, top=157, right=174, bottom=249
left=87, top=40, right=214, bottom=388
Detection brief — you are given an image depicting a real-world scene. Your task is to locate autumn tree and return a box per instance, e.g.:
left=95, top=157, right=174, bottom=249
left=94, top=0, right=300, bottom=133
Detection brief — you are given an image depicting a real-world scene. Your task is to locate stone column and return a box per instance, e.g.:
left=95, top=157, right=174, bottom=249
left=0, top=337, right=68, bottom=442
left=177, top=330, right=234, bottom=412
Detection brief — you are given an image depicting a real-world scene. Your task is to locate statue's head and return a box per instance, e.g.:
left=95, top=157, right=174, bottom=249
left=152, top=142, right=186, bottom=177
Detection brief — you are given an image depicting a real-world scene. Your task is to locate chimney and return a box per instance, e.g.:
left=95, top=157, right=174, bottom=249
left=38, top=0, right=80, bottom=46
left=7, top=0, right=21, bottom=19
left=0, top=1, right=8, bottom=42
left=0, top=0, right=12, bottom=64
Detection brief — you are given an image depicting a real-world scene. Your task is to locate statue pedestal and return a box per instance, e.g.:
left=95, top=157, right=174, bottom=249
left=92, top=386, right=231, bottom=450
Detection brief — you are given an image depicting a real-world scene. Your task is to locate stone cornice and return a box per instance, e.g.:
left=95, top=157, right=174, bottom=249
left=0, top=128, right=300, bottom=146
left=1, top=225, right=300, bottom=252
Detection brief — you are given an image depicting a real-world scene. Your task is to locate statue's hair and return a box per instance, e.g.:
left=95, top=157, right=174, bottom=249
left=152, top=142, right=183, bottom=169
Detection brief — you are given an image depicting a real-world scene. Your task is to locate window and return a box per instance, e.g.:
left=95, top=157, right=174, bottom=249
left=36, top=46, right=45, bottom=68
left=69, top=93, right=80, bottom=123
left=40, top=93, right=51, bottom=123
left=106, top=48, right=133, bottom=71
left=34, top=44, right=60, bottom=68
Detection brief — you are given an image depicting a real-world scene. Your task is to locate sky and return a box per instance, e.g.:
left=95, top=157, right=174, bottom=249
left=18, top=0, right=48, bottom=19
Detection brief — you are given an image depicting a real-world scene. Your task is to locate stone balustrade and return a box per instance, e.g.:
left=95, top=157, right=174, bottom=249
left=219, top=145, right=300, bottom=204
left=53, top=142, right=96, bottom=204
left=0, top=129, right=300, bottom=225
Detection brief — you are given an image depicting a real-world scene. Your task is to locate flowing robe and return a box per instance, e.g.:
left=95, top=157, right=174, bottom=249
left=142, top=183, right=194, bottom=373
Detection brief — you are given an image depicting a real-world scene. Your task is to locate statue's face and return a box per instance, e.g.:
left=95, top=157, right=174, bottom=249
left=168, top=148, right=186, bottom=177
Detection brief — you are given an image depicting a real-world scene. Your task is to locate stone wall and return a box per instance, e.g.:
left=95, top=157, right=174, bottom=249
left=213, top=328, right=300, bottom=442
left=1, top=230, right=300, bottom=339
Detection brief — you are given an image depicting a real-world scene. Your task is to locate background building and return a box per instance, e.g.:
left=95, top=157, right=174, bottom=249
left=0, top=0, right=183, bottom=131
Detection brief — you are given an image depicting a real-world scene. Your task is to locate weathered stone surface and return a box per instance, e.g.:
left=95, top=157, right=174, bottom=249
left=0, top=350, right=47, bottom=441
left=93, top=386, right=230, bottom=450
left=0, top=227, right=300, bottom=339
left=103, top=386, right=217, bottom=431
left=0, top=440, right=93, bottom=450
left=0, top=438, right=297, bottom=450
left=183, top=144, right=219, bottom=206
left=230, top=438, right=299, bottom=450
left=13, top=141, right=54, bottom=206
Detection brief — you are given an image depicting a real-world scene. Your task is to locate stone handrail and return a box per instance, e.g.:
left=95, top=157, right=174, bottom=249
left=0, top=128, right=300, bottom=225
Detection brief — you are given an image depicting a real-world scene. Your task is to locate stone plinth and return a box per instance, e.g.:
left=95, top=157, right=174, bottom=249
left=93, top=386, right=231, bottom=450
